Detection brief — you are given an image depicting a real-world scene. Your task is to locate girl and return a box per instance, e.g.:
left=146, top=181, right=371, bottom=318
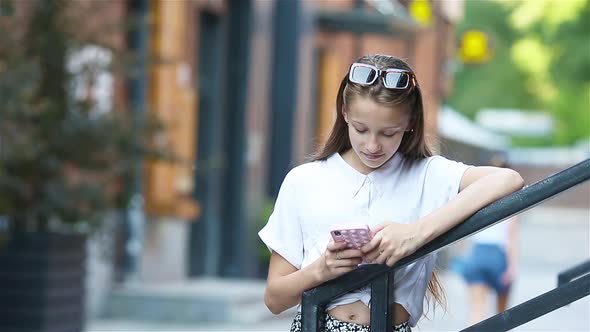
left=259, top=54, right=524, bottom=332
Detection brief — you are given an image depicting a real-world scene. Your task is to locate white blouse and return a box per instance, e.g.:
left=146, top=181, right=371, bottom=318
left=259, top=152, right=471, bottom=326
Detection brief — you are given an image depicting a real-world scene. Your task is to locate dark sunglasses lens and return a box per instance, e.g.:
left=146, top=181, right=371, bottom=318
left=384, top=72, right=409, bottom=88
left=351, top=66, right=377, bottom=84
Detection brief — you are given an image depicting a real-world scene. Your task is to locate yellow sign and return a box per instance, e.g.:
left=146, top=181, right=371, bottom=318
left=460, top=30, right=492, bottom=64
left=409, top=0, right=432, bottom=28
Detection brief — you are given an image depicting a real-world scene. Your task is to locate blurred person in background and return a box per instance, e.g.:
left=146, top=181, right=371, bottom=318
left=259, top=54, right=524, bottom=332
left=455, top=157, right=519, bottom=325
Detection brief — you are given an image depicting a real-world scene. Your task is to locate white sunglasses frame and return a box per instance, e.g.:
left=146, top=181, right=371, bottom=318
left=348, top=63, right=414, bottom=89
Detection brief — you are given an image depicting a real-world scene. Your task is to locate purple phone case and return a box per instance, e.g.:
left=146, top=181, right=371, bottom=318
left=330, top=225, right=372, bottom=249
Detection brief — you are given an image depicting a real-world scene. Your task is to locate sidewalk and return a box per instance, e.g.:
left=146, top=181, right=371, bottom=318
left=87, top=207, right=590, bottom=331
left=418, top=206, right=590, bottom=331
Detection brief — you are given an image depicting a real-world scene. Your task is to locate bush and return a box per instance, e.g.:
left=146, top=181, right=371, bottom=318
left=256, top=198, right=275, bottom=265
left=0, top=0, right=166, bottom=232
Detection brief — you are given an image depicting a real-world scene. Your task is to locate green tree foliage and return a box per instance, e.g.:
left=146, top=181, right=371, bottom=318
left=448, top=0, right=589, bottom=146
left=508, top=0, right=590, bottom=145
left=0, top=0, right=165, bottom=231
left=449, top=1, right=541, bottom=119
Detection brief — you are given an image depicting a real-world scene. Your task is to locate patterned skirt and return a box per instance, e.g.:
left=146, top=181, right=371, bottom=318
left=290, top=312, right=411, bottom=332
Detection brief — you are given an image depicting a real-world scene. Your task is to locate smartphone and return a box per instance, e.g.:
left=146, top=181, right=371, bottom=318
left=330, top=224, right=373, bottom=249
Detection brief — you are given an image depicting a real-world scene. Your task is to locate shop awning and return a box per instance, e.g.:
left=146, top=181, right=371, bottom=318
left=315, top=6, right=417, bottom=36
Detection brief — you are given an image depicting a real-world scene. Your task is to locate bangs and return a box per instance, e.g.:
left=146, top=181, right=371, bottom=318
left=370, top=84, right=416, bottom=108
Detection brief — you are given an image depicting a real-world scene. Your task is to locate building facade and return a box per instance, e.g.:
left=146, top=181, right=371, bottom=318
left=138, top=0, right=465, bottom=282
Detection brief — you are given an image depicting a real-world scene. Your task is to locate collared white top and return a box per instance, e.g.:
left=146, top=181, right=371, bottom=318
left=259, top=152, right=471, bottom=326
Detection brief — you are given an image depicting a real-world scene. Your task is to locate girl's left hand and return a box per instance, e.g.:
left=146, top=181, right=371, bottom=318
left=361, top=221, right=424, bottom=266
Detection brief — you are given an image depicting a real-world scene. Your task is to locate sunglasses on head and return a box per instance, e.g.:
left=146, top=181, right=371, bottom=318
left=348, top=62, right=414, bottom=89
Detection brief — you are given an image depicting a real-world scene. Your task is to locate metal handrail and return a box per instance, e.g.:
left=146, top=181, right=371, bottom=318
left=463, top=270, right=590, bottom=331
left=301, top=158, right=590, bottom=332
left=557, top=259, right=590, bottom=287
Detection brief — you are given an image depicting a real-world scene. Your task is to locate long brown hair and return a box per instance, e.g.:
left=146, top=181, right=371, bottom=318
left=313, top=54, right=446, bottom=309
left=313, top=54, right=432, bottom=163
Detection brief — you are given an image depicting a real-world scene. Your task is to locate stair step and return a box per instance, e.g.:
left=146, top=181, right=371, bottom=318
left=100, top=277, right=295, bottom=325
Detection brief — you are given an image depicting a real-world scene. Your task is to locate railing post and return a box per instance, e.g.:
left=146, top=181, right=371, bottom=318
left=301, top=291, right=325, bottom=332
left=370, top=270, right=393, bottom=331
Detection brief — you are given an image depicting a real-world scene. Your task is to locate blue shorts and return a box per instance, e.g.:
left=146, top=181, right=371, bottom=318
left=460, top=244, right=510, bottom=294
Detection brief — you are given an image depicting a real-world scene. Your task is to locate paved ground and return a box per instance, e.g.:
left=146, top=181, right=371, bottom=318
left=87, top=207, right=590, bottom=332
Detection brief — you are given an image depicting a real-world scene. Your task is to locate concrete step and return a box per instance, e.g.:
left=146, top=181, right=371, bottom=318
left=99, top=277, right=295, bottom=325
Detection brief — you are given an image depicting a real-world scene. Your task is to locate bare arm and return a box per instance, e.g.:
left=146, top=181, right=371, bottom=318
left=264, top=241, right=363, bottom=314
left=417, top=167, right=524, bottom=244
left=502, top=216, right=519, bottom=284
left=363, top=166, right=524, bottom=265
left=506, top=216, right=519, bottom=268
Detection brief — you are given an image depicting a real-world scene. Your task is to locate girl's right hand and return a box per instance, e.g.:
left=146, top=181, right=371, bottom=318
left=319, top=239, right=364, bottom=281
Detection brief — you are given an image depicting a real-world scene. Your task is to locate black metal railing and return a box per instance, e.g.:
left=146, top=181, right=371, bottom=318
left=557, top=259, right=590, bottom=287
left=301, top=158, right=590, bottom=332
left=463, top=261, right=590, bottom=332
